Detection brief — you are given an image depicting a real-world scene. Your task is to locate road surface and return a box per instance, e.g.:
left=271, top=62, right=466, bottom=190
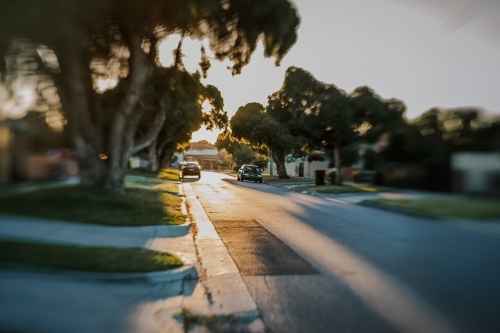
left=186, top=171, right=500, bottom=333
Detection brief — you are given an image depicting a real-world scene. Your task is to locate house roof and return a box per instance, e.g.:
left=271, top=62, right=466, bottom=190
left=189, top=140, right=216, bottom=150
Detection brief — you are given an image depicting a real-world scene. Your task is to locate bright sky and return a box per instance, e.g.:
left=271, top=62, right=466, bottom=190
left=161, top=0, right=500, bottom=144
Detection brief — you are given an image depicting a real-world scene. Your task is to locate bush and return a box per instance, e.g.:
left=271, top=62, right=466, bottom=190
left=352, top=171, right=359, bottom=183
left=307, top=153, right=324, bottom=163
left=251, top=158, right=268, bottom=170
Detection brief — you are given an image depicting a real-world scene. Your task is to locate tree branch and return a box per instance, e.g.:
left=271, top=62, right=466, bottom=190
left=131, top=99, right=170, bottom=154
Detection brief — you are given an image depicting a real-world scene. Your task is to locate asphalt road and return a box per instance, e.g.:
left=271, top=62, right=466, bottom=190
left=187, top=171, right=500, bottom=333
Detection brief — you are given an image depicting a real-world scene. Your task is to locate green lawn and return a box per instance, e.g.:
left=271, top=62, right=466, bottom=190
left=0, top=185, right=186, bottom=226
left=125, top=179, right=179, bottom=194
left=295, top=183, right=389, bottom=194
left=0, top=241, right=182, bottom=273
left=127, top=167, right=180, bottom=181
left=364, top=197, right=500, bottom=220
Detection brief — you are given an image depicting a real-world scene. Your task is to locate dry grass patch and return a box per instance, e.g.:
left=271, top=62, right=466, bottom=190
left=157, top=168, right=181, bottom=181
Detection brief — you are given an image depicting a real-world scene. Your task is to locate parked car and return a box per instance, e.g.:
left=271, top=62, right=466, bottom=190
left=237, top=165, right=263, bottom=183
left=181, top=162, right=201, bottom=179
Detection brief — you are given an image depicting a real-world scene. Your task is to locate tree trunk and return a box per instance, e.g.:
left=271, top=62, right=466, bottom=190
left=105, top=28, right=154, bottom=190
left=53, top=21, right=166, bottom=190
left=55, top=26, right=106, bottom=187
left=147, top=138, right=159, bottom=172
left=161, top=152, right=175, bottom=169
left=131, top=100, right=169, bottom=154
left=334, top=141, right=343, bottom=185
left=272, top=150, right=289, bottom=179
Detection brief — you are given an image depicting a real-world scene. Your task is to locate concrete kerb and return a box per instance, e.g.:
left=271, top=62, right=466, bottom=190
left=0, top=263, right=198, bottom=284
left=182, top=183, right=266, bottom=332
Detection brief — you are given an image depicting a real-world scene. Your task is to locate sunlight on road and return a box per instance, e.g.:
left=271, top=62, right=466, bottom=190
left=299, top=228, right=456, bottom=333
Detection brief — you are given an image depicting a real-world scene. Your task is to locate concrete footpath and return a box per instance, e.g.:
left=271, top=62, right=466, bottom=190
left=0, top=180, right=266, bottom=333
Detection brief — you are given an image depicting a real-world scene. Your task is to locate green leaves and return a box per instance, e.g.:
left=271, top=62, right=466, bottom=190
left=231, top=102, right=299, bottom=154
left=269, top=66, right=405, bottom=151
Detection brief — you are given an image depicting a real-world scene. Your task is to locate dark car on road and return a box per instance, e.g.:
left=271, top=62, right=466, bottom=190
left=237, top=165, right=263, bottom=183
left=181, top=162, right=201, bottom=179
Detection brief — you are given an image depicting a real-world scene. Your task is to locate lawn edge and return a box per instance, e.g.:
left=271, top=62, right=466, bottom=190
left=359, top=201, right=445, bottom=221
left=0, top=262, right=198, bottom=283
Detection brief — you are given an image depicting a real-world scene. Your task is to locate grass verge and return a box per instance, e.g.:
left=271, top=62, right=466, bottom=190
left=127, top=167, right=180, bottom=181
left=364, top=197, right=500, bottom=220
left=0, top=185, right=186, bottom=226
left=157, top=168, right=181, bottom=181
left=295, top=183, right=390, bottom=194
left=0, top=240, right=183, bottom=273
left=125, top=179, right=179, bottom=194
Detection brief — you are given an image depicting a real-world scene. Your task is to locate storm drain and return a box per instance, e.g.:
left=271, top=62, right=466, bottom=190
left=212, top=220, right=318, bottom=276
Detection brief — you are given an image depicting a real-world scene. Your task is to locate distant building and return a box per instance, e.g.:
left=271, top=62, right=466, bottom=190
left=451, top=152, right=500, bottom=196
left=182, top=140, right=219, bottom=169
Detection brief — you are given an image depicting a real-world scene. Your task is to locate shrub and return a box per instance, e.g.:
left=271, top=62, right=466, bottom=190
left=307, top=153, right=324, bottom=163
left=251, top=158, right=268, bottom=170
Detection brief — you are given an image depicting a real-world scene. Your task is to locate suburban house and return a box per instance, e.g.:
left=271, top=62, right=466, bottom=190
left=180, top=140, right=219, bottom=170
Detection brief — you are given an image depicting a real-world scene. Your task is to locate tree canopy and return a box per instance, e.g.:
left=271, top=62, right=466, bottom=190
left=268, top=67, right=405, bottom=184
left=230, top=102, right=300, bottom=178
left=0, top=0, right=301, bottom=189
left=380, top=107, right=500, bottom=165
